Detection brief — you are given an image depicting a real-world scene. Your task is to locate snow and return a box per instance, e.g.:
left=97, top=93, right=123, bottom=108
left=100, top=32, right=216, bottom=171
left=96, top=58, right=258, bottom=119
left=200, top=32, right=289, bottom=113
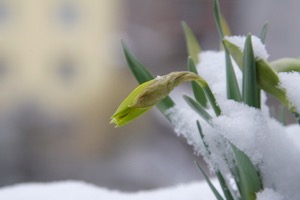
left=279, top=72, right=300, bottom=113
left=213, top=98, right=267, bottom=166
left=286, top=124, right=300, bottom=149
left=0, top=179, right=220, bottom=200
left=2, top=33, right=298, bottom=199
left=224, top=35, right=269, bottom=60
left=197, top=51, right=242, bottom=97
left=256, top=188, right=284, bottom=200
left=164, top=37, right=300, bottom=199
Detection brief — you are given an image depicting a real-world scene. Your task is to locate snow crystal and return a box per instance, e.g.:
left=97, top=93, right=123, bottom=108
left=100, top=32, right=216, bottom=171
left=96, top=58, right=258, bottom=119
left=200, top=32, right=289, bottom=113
left=196, top=51, right=242, bottom=97
left=279, top=72, right=300, bottom=113
left=225, top=35, right=269, bottom=60
left=0, top=180, right=220, bottom=200
left=256, top=188, right=284, bottom=200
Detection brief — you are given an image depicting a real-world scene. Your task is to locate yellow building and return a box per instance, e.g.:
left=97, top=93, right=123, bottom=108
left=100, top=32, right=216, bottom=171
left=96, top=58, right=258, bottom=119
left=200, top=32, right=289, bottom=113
left=0, top=0, right=147, bottom=185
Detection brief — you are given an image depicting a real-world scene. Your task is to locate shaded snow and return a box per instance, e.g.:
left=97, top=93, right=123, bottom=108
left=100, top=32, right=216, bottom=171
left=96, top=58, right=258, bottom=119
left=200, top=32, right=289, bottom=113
left=279, top=72, right=300, bottom=113
left=224, top=35, right=269, bottom=60
left=197, top=51, right=242, bottom=97
left=165, top=42, right=300, bottom=199
left=256, top=188, right=284, bottom=200
left=0, top=180, right=220, bottom=200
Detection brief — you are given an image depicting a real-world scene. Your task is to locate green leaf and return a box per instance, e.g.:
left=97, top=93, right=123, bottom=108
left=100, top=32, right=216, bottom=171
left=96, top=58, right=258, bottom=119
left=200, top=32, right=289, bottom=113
left=196, top=121, right=234, bottom=200
left=202, top=86, right=222, bottom=116
left=223, top=39, right=244, bottom=68
left=196, top=121, right=208, bottom=149
left=224, top=45, right=242, bottom=102
left=213, top=0, right=224, bottom=39
left=259, top=22, right=269, bottom=44
left=183, top=95, right=212, bottom=125
left=216, top=172, right=235, bottom=200
left=256, top=59, right=290, bottom=110
left=213, top=0, right=232, bottom=50
left=278, top=105, right=287, bottom=125
left=231, top=145, right=262, bottom=200
left=220, top=14, right=231, bottom=37
left=182, top=22, right=201, bottom=64
left=242, top=34, right=260, bottom=108
left=194, top=161, right=224, bottom=200
left=270, top=58, right=300, bottom=72
left=122, top=41, right=154, bottom=83
left=122, top=41, right=175, bottom=115
left=223, top=39, right=292, bottom=111
left=188, top=57, right=207, bottom=107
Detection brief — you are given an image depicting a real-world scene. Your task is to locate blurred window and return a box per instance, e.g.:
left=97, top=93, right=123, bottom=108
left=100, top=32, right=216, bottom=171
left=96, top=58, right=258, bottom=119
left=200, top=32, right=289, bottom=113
left=57, top=57, right=77, bottom=83
left=0, top=2, right=10, bottom=27
left=0, top=58, right=8, bottom=80
left=56, top=2, right=79, bottom=28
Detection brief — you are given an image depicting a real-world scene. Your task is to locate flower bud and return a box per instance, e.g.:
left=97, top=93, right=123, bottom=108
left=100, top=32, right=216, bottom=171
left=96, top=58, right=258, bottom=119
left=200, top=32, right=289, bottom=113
left=111, top=71, right=207, bottom=127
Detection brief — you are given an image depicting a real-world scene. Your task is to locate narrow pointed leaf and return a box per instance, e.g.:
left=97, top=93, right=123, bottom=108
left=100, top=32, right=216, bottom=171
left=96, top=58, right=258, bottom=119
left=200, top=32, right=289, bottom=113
left=188, top=57, right=207, bottom=107
left=223, top=39, right=244, bottom=68
left=224, top=45, right=242, bottom=102
left=122, top=41, right=175, bottom=115
left=202, top=86, right=222, bottom=116
left=182, top=22, right=201, bottom=64
left=183, top=95, right=212, bottom=125
left=196, top=121, right=208, bottom=149
left=194, top=161, right=224, bottom=200
left=242, top=35, right=260, bottom=108
left=122, top=41, right=153, bottom=83
left=256, top=59, right=290, bottom=110
left=223, top=39, right=292, bottom=111
left=278, top=105, right=287, bottom=125
left=213, top=0, right=224, bottom=39
left=260, top=22, right=269, bottom=44
left=196, top=121, right=234, bottom=200
left=220, top=14, right=231, bottom=37
left=231, top=145, right=262, bottom=200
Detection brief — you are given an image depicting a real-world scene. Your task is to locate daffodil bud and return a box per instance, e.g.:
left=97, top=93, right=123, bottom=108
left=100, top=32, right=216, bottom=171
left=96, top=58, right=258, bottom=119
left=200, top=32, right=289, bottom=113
left=111, top=71, right=207, bottom=127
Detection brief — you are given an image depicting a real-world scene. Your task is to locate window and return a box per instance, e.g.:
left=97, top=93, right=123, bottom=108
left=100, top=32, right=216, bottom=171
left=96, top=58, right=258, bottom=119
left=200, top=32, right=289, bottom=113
left=0, top=2, right=10, bottom=27
left=57, top=57, right=77, bottom=83
left=56, top=2, right=79, bottom=28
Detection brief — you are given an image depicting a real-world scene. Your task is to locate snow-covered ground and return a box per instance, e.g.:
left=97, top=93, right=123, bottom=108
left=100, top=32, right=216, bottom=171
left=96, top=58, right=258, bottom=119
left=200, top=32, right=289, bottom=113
left=0, top=180, right=219, bottom=200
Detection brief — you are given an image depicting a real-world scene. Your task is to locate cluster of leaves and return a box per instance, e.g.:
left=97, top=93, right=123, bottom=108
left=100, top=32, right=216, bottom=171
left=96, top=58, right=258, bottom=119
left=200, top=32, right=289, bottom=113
left=111, top=0, right=300, bottom=199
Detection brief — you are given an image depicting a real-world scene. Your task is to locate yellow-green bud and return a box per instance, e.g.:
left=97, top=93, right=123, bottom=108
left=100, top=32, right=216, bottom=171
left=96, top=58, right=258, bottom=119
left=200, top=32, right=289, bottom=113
left=110, top=71, right=207, bottom=127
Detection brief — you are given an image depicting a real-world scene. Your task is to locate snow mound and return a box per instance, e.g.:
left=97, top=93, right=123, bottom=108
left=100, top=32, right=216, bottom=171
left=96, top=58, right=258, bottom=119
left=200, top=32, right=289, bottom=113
left=0, top=180, right=220, bottom=200
left=279, top=72, right=300, bottom=113
left=224, top=35, right=269, bottom=60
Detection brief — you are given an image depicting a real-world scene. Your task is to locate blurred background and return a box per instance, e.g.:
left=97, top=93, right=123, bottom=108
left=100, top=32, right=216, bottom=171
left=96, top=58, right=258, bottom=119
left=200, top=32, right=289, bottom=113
left=0, top=0, right=299, bottom=191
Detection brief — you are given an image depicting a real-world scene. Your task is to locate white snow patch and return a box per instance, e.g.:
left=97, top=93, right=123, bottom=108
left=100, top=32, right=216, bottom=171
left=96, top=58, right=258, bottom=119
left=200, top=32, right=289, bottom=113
left=225, top=35, right=269, bottom=60
left=213, top=98, right=266, bottom=166
left=167, top=95, right=300, bottom=199
left=286, top=124, right=300, bottom=149
left=279, top=72, right=300, bottom=113
left=213, top=97, right=300, bottom=199
left=0, top=180, right=220, bottom=200
left=165, top=106, right=206, bottom=154
left=256, top=188, right=284, bottom=200
left=196, top=51, right=242, bottom=97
